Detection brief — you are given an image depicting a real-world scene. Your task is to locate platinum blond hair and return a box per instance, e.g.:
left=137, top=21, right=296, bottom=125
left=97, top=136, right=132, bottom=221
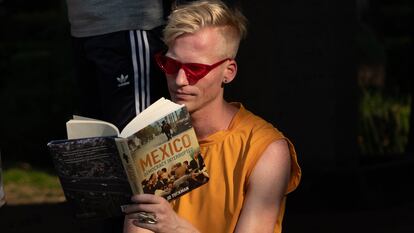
left=163, top=0, right=247, bottom=58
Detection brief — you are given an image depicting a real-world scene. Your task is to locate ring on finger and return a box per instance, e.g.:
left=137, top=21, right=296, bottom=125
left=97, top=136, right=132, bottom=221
left=137, top=212, right=157, bottom=224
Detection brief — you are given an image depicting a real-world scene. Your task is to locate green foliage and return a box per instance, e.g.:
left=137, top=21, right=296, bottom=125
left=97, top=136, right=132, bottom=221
left=358, top=88, right=411, bottom=155
left=3, top=167, right=61, bottom=189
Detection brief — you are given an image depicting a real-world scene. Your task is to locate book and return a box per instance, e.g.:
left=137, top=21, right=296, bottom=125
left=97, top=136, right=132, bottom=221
left=47, top=98, right=209, bottom=219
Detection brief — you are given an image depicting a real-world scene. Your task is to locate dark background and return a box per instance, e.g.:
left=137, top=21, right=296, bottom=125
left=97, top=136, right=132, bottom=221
left=0, top=0, right=413, bottom=232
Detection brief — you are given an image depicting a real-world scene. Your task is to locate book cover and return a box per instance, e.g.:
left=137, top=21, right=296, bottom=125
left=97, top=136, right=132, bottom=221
left=47, top=98, right=209, bottom=219
left=48, top=137, right=132, bottom=219
left=121, top=106, right=209, bottom=201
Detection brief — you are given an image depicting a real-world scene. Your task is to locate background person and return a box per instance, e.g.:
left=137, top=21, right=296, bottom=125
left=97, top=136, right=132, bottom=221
left=65, top=0, right=170, bottom=130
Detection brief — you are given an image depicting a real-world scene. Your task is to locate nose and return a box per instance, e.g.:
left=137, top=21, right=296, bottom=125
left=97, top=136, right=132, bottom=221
left=175, top=68, right=189, bottom=86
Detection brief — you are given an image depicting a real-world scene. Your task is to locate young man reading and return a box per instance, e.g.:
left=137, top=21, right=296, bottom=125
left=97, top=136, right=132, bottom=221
left=123, top=1, right=301, bottom=232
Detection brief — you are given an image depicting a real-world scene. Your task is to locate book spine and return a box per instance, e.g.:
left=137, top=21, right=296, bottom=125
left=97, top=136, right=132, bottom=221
left=115, top=138, right=144, bottom=195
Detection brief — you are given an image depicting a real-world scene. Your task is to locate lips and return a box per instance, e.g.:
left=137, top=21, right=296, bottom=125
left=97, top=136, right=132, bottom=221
left=174, top=92, right=192, bottom=99
left=172, top=90, right=195, bottom=101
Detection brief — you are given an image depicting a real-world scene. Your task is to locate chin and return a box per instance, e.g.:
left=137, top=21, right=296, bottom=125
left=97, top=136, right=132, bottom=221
left=176, top=100, right=194, bottom=112
left=171, top=98, right=185, bottom=104
left=172, top=95, right=190, bottom=104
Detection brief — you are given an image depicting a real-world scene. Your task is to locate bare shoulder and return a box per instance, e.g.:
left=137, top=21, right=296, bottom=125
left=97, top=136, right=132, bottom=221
left=248, top=139, right=291, bottom=194
left=264, top=139, right=290, bottom=157
left=255, top=139, right=291, bottom=174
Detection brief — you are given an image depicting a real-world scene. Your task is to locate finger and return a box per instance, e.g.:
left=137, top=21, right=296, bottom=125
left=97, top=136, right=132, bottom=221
left=122, top=203, right=158, bottom=214
left=132, top=219, right=159, bottom=232
left=128, top=211, right=157, bottom=223
left=131, top=194, right=164, bottom=204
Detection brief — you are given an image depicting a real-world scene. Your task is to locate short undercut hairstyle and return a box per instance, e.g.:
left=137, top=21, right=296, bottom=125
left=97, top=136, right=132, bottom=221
left=163, top=0, right=248, bottom=58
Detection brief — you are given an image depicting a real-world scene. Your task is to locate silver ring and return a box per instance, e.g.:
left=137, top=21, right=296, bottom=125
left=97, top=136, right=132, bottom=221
left=137, top=212, right=157, bottom=224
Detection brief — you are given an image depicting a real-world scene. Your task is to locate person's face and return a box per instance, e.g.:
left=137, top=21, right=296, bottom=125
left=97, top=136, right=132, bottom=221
left=164, top=27, right=237, bottom=113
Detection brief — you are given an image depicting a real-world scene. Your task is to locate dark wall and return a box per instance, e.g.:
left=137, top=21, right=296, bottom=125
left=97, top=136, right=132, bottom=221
left=227, top=0, right=359, bottom=171
left=0, top=0, right=74, bottom=168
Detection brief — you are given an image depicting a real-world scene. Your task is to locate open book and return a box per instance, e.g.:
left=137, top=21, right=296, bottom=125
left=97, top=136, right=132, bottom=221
left=47, top=98, right=209, bottom=219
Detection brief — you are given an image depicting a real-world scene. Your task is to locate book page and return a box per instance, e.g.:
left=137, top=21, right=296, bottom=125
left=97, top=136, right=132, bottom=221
left=67, top=120, right=120, bottom=139
left=72, top=115, right=101, bottom=121
left=120, top=98, right=184, bottom=138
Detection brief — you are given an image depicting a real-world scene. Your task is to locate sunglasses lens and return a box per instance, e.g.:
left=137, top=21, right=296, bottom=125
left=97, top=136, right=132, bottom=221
left=184, top=63, right=209, bottom=81
left=155, top=53, right=229, bottom=85
left=163, top=57, right=181, bottom=74
left=185, top=64, right=208, bottom=76
left=156, top=54, right=180, bottom=74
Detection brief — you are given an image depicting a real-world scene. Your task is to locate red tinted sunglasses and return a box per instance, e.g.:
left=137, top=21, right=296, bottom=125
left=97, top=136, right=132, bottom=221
left=155, top=52, right=230, bottom=85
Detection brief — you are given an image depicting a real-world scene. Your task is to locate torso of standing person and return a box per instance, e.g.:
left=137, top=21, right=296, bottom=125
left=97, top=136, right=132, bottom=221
left=66, top=0, right=165, bottom=37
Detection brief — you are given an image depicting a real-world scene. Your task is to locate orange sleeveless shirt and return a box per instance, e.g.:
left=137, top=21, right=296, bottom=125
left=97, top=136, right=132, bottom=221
left=171, top=103, right=301, bottom=233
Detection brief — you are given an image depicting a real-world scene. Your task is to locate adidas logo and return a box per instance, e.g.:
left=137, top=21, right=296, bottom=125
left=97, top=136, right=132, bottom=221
left=117, top=74, right=130, bottom=87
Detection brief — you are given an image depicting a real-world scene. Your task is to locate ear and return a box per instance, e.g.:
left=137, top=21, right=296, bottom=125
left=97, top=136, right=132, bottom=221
left=223, top=59, right=237, bottom=83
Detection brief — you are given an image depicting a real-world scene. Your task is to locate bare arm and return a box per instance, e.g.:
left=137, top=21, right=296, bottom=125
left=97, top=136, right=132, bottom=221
left=234, top=139, right=291, bottom=233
